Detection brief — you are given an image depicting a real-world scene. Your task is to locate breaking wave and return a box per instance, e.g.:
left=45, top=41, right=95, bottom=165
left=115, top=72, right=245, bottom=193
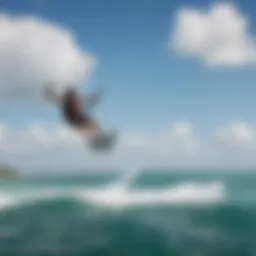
left=0, top=181, right=224, bottom=211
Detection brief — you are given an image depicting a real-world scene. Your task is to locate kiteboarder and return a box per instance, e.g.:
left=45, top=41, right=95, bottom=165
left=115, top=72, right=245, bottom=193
left=43, top=83, right=116, bottom=151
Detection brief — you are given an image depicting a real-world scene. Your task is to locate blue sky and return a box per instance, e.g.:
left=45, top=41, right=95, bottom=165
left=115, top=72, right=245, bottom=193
left=1, top=0, right=256, bottom=132
left=1, top=0, right=256, bottom=170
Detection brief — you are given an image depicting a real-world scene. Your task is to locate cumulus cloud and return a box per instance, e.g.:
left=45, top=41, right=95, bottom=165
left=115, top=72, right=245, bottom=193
left=216, top=122, right=256, bottom=151
left=0, top=123, right=7, bottom=141
left=0, top=123, right=83, bottom=154
left=116, top=122, right=199, bottom=159
left=2, top=120, right=256, bottom=170
left=171, top=3, right=256, bottom=67
left=0, top=13, right=95, bottom=99
left=169, top=122, right=199, bottom=154
left=141, top=122, right=199, bottom=158
left=0, top=121, right=199, bottom=158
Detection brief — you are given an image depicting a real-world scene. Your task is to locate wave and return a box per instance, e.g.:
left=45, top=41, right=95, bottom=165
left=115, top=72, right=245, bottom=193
left=82, top=166, right=225, bottom=208
left=83, top=181, right=224, bottom=208
left=0, top=181, right=225, bottom=212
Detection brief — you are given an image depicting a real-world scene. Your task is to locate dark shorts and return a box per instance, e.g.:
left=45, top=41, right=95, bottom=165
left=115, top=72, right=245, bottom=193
left=65, top=112, right=91, bottom=127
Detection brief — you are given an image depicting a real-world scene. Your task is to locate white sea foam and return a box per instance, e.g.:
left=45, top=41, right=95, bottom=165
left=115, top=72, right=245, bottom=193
left=82, top=181, right=224, bottom=208
left=82, top=166, right=225, bottom=208
left=0, top=167, right=225, bottom=211
left=0, top=181, right=224, bottom=212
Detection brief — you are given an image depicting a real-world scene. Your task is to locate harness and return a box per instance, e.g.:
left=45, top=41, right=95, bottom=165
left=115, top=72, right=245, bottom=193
left=63, top=93, right=80, bottom=119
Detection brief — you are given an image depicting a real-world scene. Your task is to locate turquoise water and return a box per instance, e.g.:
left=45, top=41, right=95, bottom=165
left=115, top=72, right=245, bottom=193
left=0, top=170, right=255, bottom=256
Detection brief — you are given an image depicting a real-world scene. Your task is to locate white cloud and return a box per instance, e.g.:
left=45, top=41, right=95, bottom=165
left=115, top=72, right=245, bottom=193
left=114, top=122, right=199, bottom=160
left=0, top=121, right=200, bottom=168
left=170, top=122, right=198, bottom=154
left=171, top=3, right=256, bottom=67
left=216, top=122, right=256, bottom=151
left=2, top=121, right=256, bottom=170
left=143, top=122, right=199, bottom=157
left=0, top=123, right=7, bottom=142
left=0, top=123, right=84, bottom=154
left=0, top=13, right=95, bottom=99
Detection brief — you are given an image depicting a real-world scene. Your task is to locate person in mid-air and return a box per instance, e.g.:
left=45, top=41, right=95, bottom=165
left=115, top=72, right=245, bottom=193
left=43, top=83, right=102, bottom=140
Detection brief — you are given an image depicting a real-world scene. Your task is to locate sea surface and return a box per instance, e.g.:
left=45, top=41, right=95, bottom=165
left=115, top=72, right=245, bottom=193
left=0, top=169, right=256, bottom=256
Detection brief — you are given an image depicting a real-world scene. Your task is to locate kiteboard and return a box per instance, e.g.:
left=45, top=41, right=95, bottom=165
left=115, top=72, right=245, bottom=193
left=89, top=129, right=118, bottom=152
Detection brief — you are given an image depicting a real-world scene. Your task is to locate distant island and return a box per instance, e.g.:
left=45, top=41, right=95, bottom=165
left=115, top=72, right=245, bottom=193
left=0, top=164, right=20, bottom=179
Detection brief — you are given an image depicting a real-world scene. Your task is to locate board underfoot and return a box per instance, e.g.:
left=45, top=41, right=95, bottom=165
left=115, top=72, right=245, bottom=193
left=89, top=130, right=118, bottom=152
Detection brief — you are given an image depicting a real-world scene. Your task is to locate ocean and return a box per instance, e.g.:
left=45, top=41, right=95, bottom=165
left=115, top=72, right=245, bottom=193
left=0, top=169, right=255, bottom=256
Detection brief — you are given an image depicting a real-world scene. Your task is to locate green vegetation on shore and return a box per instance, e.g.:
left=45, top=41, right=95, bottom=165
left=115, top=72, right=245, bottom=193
left=0, top=164, right=20, bottom=179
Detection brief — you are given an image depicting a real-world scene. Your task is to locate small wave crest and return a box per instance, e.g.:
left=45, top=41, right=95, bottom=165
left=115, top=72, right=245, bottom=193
left=0, top=181, right=225, bottom=212
left=83, top=181, right=224, bottom=208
